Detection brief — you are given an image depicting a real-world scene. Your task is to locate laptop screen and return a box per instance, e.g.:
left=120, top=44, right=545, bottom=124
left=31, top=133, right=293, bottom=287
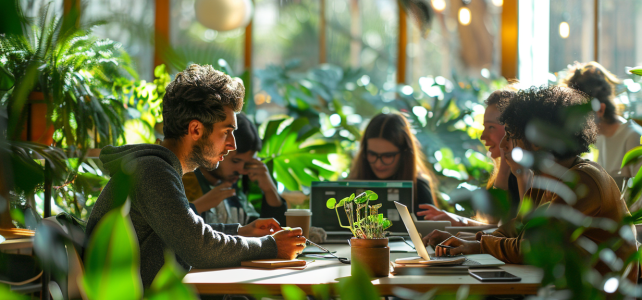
left=310, top=181, right=414, bottom=234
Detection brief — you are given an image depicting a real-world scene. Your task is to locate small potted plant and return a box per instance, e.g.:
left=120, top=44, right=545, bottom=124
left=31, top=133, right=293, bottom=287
left=326, top=190, right=392, bottom=277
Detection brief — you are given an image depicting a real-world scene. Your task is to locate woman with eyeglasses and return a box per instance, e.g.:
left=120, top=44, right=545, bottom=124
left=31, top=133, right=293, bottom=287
left=348, top=112, right=438, bottom=215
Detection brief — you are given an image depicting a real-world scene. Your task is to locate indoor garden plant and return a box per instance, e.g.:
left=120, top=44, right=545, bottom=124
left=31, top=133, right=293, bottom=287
left=326, top=190, right=392, bottom=277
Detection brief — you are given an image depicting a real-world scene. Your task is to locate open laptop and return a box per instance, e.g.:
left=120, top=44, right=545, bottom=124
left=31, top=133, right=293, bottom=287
left=394, top=201, right=505, bottom=267
left=311, top=181, right=414, bottom=243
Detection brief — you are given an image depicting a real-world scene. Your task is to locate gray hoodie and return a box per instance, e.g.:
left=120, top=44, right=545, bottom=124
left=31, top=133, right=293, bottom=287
left=85, top=144, right=278, bottom=288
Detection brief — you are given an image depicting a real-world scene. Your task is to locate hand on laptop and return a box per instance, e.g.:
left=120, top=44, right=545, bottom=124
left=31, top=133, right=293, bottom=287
left=272, top=228, right=307, bottom=260
left=435, top=236, right=481, bottom=257
left=422, top=229, right=454, bottom=248
left=416, top=204, right=465, bottom=226
left=239, top=218, right=282, bottom=237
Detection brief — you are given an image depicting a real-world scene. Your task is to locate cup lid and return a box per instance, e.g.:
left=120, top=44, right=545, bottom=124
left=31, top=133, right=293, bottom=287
left=284, top=209, right=312, bottom=216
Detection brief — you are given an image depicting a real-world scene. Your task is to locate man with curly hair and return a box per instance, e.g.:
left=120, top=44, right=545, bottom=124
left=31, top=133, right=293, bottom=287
left=561, top=61, right=642, bottom=189
left=427, top=86, right=637, bottom=282
left=86, top=64, right=305, bottom=288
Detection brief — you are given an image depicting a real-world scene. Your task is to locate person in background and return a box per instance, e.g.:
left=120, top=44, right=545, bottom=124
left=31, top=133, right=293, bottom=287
left=418, top=89, right=521, bottom=226
left=348, top=112, right=438, bottom=216
left=183, top=113, right=287, bottom=225
left=85, top=64, right=305, bottom=288
left=426, top=86, right=637, bottom=283
left=560, top=61, right=642, bottom=192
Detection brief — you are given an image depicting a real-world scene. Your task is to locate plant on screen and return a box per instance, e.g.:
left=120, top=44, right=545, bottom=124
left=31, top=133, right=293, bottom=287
left=326, top=190, right=392, bottom=239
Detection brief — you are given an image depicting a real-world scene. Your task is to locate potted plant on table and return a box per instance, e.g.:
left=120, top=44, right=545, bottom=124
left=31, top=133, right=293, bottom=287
left=326, top=190, right=392, bottom=277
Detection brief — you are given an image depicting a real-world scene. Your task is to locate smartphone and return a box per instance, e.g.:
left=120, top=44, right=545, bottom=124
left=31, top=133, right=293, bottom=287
left=469, top=269, right=521, bottom=282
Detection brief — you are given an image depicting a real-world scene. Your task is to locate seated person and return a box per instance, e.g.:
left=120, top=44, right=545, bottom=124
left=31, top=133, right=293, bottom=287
left=183, top=113, right=287, bottom=225
left=348, top=112, right=438, bottom=215
left=424, top=85, right=637, bottom=282
left=85, top=64, right=305, bottom=288
left=560, top=62, right=642, bottom=205
left=418, top=89, right=521, bottom=226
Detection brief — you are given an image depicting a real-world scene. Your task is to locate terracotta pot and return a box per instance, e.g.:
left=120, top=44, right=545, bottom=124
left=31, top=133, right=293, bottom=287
left=350, top=237, right=390, bottom=277
left=19, top=91, right=54, bottom=146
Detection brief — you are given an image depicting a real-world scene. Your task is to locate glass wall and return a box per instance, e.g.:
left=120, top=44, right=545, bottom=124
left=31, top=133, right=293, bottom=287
left=82, top=0, right=155, bottom=80
left=326, top=0, right=398, bottom=88
left=548, top=0, right=594, bottom=75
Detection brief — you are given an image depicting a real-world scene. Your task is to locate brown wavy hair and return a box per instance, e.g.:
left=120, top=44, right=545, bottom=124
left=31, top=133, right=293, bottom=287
left=348, top=112, right=438, bottom=207
left=560, top=61, right=621, bottom=124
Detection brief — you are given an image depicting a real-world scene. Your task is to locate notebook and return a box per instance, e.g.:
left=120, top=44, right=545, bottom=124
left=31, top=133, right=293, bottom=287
left=241, top=259, right=307, bottom=269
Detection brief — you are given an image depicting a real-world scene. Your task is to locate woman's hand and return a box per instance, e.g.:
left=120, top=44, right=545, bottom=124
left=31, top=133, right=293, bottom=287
left=416, top=204, right=465, bottom=226
left=435, top=236, right=481, bottom=257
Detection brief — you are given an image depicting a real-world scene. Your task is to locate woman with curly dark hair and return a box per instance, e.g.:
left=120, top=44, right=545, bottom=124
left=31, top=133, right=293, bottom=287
left=426, top=86, right=637, bottom=282
left=560, top=61, right=642, bottom=188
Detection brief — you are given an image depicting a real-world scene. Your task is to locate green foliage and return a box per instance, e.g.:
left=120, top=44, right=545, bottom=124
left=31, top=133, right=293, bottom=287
left=281, top=285, right=307, bottom=300
left=0, top=2, right=136, bottom=149
left=258, top=116, right=347, bottom=191
left=311, top=284, right=331, bottom=300
left=146, top=252, right=198, bottom=300
left=112, top=64, right=170, bottom=145
left=336, top=260, right=380, bottom=300
left=0, top=284, right=27, bottom=300
left=630, top=66, right=642, bottom=76
left=327, top=191, right=391, bottom=239
left=82, top=203, right=143, bottom=300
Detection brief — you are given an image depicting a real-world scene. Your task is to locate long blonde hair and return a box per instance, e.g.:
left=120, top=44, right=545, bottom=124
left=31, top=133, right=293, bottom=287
left=349, top=113, right=439, bottom=207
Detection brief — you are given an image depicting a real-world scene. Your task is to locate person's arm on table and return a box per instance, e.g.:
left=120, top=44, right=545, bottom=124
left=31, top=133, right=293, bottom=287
left=132, top=160, right=302, bottom=269
left=191, top=182, right=236, bottom=214
left=416, top=205, right=487, bottom=227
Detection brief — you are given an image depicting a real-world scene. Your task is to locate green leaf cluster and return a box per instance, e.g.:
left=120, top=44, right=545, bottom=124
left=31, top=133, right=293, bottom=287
left=112, top=64, right=170, bottom=145
left=0, top=1, right=137, bottom=149
left=326, top=190, right=390, bottom=239
left=258, top=116, right=347, bottom=192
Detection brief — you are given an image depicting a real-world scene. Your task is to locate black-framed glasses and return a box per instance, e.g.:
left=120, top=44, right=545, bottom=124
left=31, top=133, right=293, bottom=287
left=366, top=150, right=401, bottom=166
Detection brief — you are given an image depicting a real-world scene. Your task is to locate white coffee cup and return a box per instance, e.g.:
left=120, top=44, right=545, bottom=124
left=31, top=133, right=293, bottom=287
left=284, top=209, right=312, bottom=239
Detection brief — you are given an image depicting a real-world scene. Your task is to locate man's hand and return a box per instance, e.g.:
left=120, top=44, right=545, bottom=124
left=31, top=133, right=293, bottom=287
left=422, top=229, right=454, bottom=248
left=245, top=159, right=274, bottom=191
left=192, top=182, right=235, bottom=214
left=434, top=236, right=481, bottom=257
left=416, top=204, right=465, bottom=226
left=238, top=218, right=282, bottom=237
left=245, top=158, right=283, bottom=208
left=272, top=228, right=307, bottom=260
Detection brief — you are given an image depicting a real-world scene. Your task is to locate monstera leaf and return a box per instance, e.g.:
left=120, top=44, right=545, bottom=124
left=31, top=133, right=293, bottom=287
left=258, top=116, right=346, bottom=191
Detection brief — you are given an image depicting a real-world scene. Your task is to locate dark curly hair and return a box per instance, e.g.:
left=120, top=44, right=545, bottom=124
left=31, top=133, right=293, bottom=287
left=560, top=61, right=621, bottom=124
left=498, top=86, right=597, bottom=160
left=485, top=89, right=517, bottom=106
left=235, top=114, right=261, bottom=154
left=162, top=64, right=244, bottom=139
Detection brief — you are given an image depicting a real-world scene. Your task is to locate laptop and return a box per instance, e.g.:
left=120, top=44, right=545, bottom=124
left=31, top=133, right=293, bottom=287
left=310, top=181, right=414, bottom=242
left=394, top=201, right=505, bottom=268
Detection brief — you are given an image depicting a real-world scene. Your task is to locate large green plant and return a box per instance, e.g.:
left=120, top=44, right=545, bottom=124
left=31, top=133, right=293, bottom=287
left=0, top=2, right=135, bottom=150
left=258, top=116, right=348, bottom=192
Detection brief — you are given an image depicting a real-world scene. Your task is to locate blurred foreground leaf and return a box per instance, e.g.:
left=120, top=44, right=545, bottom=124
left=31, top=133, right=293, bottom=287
left=0, top=284, right=27, bottom=300
left=146, top=251, right=198, bottom=300
left=82, top=203, right=142, bottom=300
left=336, top=260, right=379, bottom=300
left=282, top=284, right=306, bottom=300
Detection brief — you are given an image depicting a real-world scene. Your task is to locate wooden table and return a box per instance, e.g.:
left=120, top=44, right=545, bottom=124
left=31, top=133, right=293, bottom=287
left=0, top=228, right=35, bottom=255
left=184, top=244, right=543, bottom=296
